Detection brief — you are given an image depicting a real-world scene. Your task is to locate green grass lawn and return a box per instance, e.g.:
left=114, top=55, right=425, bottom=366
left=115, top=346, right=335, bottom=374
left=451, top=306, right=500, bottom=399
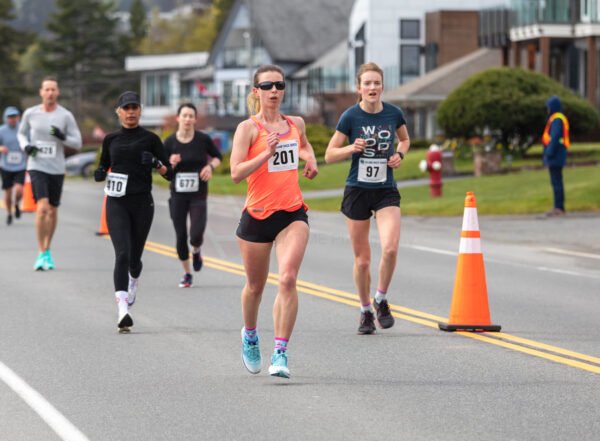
left=154, top=142, right=599, bottom=216
left=306, top=165, right=600, bottom=216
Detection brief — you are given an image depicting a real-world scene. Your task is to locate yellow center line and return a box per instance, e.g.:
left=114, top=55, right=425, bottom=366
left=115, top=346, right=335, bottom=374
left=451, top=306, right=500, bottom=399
left=136, top=238, right=600, bottom=374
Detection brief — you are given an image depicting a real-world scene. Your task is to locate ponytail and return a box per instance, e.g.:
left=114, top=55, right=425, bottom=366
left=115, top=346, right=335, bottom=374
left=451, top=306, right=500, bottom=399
left=247, top=92, right=260, bottom=115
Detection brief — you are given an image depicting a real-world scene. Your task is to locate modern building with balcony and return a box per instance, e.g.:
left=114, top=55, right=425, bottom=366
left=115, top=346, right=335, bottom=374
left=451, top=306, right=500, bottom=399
left=481, top=0, right=600, bottom=109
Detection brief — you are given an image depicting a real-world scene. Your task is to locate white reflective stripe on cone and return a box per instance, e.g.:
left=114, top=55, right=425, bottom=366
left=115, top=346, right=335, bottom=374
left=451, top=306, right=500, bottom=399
left=461, top=207, right=479, bottom=232
left=459, top=237, right=482, bottom=254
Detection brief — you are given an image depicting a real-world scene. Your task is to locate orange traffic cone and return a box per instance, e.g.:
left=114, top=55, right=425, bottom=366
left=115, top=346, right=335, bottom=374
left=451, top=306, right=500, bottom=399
left=96, top=195, right=109, bottom=235
left=438, top=191, right=501, bottom=332
left=21, top=172, right=37, bottom=212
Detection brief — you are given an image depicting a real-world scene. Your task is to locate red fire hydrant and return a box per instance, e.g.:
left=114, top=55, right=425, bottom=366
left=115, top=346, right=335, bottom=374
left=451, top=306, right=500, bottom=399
left=419, top=144, right=443, bottom=197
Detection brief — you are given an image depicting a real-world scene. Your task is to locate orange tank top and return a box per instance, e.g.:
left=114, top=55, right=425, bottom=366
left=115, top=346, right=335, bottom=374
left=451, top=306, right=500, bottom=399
left=244, top=115, right=306, bottom=219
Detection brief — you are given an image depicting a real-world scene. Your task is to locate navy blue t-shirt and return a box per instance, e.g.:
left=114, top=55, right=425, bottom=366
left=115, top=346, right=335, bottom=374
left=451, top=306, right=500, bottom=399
left=336, top=102, right=406, bottom=188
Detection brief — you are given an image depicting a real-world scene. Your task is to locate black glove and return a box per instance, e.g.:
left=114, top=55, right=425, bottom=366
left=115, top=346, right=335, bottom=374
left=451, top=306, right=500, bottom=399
left=24, top=145, right=38, bottom=157
left=141, top=151, right=163, bottom=169
left=94, top=167, right=107, bottom=182
left=50, top=125, right=66, bottom=141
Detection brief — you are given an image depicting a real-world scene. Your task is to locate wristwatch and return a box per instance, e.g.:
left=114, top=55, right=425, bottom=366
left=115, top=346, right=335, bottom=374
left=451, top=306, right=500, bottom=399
left=396, top=151, right=404, bottom=160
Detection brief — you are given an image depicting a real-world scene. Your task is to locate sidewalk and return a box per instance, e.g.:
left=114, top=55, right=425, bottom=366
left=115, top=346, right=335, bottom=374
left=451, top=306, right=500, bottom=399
left=302, top=176, right=466, bottom=199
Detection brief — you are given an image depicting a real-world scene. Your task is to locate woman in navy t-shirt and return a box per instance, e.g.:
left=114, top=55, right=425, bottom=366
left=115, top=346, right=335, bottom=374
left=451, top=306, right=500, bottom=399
left=325, top=62, right=410, bottom=335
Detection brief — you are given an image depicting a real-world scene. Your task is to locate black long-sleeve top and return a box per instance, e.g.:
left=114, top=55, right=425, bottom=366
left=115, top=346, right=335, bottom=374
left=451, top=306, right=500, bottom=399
left=99, top=126, right=173, bottom=195
left=164, top=131, right=222, bottom=198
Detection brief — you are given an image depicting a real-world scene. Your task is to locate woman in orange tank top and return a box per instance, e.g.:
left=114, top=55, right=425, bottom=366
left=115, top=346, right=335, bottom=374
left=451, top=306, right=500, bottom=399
left=230, top=64, right=318, bottom=379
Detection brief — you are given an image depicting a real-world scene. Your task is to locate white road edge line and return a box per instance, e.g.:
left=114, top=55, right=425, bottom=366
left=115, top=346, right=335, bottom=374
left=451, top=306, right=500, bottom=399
left=0, top=361, right=91, bottom=441
left=543, top=247, right=600, bottom=260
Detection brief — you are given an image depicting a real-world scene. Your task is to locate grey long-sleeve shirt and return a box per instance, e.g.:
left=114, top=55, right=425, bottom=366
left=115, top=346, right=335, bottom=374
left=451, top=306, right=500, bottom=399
left=18, top=104, right=82, bottom=175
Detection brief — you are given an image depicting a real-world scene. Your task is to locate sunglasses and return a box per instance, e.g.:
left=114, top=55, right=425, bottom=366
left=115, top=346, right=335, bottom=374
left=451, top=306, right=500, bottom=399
left=255, top=81, right=286, bottom=91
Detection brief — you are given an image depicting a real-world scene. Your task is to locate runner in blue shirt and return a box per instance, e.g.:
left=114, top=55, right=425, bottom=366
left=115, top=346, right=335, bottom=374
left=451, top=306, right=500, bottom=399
left=0, top=107, right=26, bottom=225
left=325, top=62, right=410, bottom=335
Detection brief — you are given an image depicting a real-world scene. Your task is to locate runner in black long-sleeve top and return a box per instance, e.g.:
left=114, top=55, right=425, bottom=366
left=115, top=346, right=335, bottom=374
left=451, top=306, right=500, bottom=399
left=164, top=103, right=222, bottom=288
left=94, top=91, right=173, bottom=332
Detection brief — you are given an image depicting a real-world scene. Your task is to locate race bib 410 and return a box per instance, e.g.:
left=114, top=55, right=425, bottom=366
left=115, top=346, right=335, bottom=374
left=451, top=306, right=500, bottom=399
left=104, top=172, right=128, bottom=197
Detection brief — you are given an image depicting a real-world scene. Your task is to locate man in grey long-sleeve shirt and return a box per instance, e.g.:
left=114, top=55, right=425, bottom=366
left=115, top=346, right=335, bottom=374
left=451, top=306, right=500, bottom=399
left=18, top=76, right=82, bottom=271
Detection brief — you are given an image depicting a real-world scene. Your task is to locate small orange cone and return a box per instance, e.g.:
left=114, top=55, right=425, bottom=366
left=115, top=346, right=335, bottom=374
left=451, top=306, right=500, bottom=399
left=21, top=172, right=37, bottom=212
left=438, top=191, right=501, bottom=332
left=96, top=195, right=109, bottom=235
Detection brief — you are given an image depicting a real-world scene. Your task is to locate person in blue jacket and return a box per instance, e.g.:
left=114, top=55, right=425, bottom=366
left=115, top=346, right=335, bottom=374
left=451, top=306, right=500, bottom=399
left=0, top=107, right=26, bottom=225
left=542, top=96, right=569, bottom=216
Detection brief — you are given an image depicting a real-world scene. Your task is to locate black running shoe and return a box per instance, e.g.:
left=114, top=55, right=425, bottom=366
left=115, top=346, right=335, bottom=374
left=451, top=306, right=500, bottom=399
left=192, top=251, right=203, bottom=272
left=179, top=273, right=192, bottom=288
left=6, top=214, right=12, bottom=225
left=373, top=299, right=395, bottom=329
left=357, top=310, right=376, bottom=334
left=15, top=205, right=21, bottom=219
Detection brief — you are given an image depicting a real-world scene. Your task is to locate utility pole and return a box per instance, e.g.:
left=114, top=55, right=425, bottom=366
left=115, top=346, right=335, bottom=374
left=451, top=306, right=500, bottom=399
left=246, top=0, right=253, bottom=91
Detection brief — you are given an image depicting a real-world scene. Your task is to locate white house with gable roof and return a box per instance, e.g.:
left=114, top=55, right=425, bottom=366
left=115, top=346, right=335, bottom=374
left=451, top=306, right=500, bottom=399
left=125, top=52, right=209, bottom=127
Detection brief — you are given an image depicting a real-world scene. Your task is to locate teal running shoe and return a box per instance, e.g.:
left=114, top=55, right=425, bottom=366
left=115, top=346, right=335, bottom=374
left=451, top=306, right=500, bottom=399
left=241, top=328, right=261, bottom=374
left=34, top=252, right=46, bottom=271
left=268, top=352, right=290, bottom=378
left=44, top=250, right=55, bottom=270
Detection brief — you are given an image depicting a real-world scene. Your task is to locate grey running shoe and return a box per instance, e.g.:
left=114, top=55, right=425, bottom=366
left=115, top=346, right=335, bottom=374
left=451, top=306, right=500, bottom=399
left=357, top=310, right=376, bottom=335
left=373, top=299, right=395, bottom=329
left=128, top=274, right=138, bottom=306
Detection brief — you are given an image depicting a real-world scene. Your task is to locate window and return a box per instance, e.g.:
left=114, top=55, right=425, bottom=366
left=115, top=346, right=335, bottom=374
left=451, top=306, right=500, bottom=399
left=400, top=44, right=421, bottom=80
left=145, top=74, right=170, bottom=106
left=425, top=43, right=438, bottom=72
left=354, top=24, right=365, bottom=72
left=400, top=19, right=420, bottom=39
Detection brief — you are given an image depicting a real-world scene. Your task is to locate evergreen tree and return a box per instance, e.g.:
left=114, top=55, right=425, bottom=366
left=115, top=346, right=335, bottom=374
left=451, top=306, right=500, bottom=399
left=127, top=0, right=146, bottom=54
left=37, top=0, right=127, bottom=118
left=0, top=0, right=29, bottom=110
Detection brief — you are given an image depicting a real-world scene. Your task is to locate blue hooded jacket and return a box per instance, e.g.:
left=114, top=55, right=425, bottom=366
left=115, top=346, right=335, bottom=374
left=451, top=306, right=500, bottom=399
left=0, top=107, right=26, bottom=172
left=543, top=96, right=567, bottom=167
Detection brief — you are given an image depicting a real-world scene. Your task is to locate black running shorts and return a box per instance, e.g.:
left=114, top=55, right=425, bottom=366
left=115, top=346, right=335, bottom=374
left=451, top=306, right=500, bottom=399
left=28, top=170, right=65, bottom=207
left=236, top=206, right=308, bottom=243
left=341, top=186, right=400, bottom=220
left=1, top=169, right=25, bottom=190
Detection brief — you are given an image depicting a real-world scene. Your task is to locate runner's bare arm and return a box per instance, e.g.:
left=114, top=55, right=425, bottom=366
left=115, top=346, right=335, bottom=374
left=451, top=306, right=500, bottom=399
left=230, top=119, right=273, bottom=183
left=324, top=130, right=365, bottom=164
left=290, top=116, right=318, bottom=179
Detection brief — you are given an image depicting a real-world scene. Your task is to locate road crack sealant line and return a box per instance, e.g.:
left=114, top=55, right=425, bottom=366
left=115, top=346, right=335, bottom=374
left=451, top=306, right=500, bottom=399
left=112, top=238, right=600, bottom=375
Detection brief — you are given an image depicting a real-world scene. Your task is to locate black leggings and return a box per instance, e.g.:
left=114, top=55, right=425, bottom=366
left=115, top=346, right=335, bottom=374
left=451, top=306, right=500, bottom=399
left=169, top=192, right=207, bottom=261
left=106, top=192, right=154, bottom=291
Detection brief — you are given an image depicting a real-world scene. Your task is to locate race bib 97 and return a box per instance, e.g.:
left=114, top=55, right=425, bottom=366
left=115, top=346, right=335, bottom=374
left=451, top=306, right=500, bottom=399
left=104, top=172, right=128, bottom=197
left=358, top=158, right=387, bottom=183
left=268, top=140, right=299, bottom=172
left=35, top=140, right=57, bottom=158
left=175, top=172, right=200, bottom=192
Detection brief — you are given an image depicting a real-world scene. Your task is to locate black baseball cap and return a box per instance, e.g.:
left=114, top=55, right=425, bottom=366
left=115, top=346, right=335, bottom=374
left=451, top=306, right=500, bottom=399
left=117, top=91, right=141, bottom=108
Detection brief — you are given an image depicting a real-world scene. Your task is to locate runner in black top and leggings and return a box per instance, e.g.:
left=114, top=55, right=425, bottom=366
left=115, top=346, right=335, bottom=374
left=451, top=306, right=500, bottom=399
left=94, top=91, right=173, bottom=332
left=164, top=103, right=222, bottom=288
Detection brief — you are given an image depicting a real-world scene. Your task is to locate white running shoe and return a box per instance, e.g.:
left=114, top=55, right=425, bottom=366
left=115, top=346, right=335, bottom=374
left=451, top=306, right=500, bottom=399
left=117, top=312, right=133, bottom=333
left=116, top=291, right=133, bottom=332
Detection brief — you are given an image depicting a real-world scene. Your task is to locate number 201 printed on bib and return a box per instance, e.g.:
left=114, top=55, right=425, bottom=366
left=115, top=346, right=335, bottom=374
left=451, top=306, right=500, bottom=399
left=268, top=140, right=299, bottom=172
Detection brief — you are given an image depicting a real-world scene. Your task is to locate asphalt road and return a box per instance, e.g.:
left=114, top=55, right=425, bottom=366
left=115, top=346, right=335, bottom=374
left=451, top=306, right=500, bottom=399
left=1, top=179, right=599, bottom=441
